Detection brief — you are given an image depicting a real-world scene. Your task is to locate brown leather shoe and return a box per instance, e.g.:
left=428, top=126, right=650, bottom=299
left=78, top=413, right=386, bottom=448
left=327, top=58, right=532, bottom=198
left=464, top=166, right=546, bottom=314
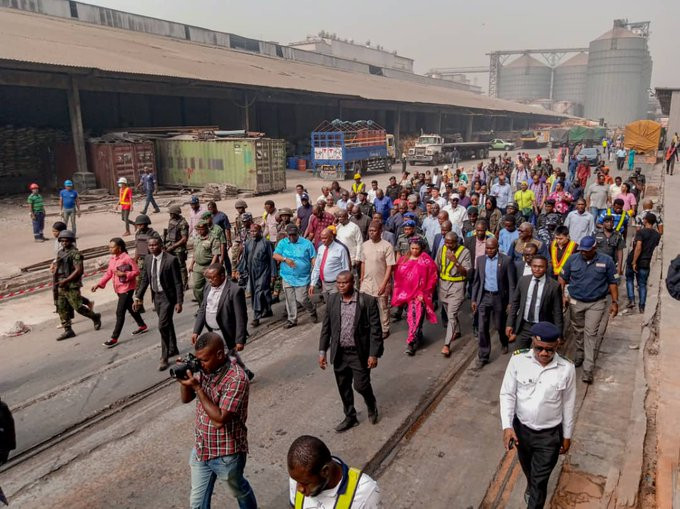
left=159, top=359, right=169, bottom=371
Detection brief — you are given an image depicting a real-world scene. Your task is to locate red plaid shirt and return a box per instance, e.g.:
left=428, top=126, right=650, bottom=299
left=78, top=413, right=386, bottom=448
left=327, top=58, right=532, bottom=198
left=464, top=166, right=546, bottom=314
left=194, top=360, right=249, bottom=461
left=305, top=212, right=335, bottom=247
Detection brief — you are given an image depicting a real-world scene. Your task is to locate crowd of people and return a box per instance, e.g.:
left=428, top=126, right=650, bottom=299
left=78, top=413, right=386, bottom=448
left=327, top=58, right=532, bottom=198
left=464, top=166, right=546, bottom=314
left=30, top=141, right=666, bottom=508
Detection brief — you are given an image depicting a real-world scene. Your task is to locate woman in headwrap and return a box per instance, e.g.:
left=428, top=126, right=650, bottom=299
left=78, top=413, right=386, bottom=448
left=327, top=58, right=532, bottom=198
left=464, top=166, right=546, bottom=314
left=480, top=195, right=502, bottom=235
left=391, top=237, right=438, bottom=356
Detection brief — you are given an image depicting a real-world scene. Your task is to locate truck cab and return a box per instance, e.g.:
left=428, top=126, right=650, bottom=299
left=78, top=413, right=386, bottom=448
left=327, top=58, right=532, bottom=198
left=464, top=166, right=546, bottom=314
left=408, top=134, right=446, bottom=165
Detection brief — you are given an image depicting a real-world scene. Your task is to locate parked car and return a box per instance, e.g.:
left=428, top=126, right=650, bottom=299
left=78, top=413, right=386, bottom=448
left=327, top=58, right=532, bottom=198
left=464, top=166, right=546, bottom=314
left=577, top=147, right=600, bottom=165
left=490, top=138, right=515, bottom=151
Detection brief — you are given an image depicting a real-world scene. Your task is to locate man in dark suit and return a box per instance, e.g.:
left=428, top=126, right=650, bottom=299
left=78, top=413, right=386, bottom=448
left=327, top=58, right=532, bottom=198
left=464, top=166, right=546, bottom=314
left=514, top=242, right=538, bottom=280
left=319, top=270, right=383, bottom=433
left=471, top=237, right=517, bottom=369
left=134, top=237, right=183, bottom=370
left=507, top=255, right=563, bottom=351
left=192, top=263, right=254, bottom=379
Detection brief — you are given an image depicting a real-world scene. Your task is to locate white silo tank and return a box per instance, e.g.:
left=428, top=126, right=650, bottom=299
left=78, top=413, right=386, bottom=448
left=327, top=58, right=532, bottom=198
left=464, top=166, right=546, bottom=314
left=584, top=22, right=653, bottom=126
left=498, top=54, right=552, bottom=102
left=553, top=52, right=588, bottom=108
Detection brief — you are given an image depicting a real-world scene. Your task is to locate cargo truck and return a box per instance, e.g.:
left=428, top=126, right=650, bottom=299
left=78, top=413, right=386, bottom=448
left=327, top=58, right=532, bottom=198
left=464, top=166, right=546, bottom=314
left=407, top=134, right=490, bottom=165
left=311, top=120, right=391, bottom=180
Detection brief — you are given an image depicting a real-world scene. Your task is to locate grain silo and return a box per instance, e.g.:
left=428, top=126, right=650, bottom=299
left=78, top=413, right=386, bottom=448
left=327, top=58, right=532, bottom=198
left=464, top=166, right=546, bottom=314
left=584, top=21, right=653, bottom=126
left=553, top=52, right=588, bottom=113
left=498, top=54, right=551, bottom=102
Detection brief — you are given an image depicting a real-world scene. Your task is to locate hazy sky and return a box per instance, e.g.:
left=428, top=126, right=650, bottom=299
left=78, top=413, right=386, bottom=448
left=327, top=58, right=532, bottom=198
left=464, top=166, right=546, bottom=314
left=86, top=0, right=677, bottom=88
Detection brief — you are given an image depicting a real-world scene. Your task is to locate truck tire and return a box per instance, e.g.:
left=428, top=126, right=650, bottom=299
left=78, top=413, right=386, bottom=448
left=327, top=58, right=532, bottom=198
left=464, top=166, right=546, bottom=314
left=383, top=158, right=389, bottom=173
left=505, top=145, right=511, bottom=151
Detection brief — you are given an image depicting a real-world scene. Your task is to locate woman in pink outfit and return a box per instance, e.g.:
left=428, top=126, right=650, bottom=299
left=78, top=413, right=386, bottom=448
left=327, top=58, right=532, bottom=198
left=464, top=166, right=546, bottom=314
left=92, top=237, right=147, bottom=348
left=391, top=237, right=438, bottom=356
left=616, top=182, right=637, bottom=216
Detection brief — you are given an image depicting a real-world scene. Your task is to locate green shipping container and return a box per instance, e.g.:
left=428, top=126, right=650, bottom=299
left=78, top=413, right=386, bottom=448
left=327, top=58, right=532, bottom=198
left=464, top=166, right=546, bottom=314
left=155, top=138, right=286, bottom=193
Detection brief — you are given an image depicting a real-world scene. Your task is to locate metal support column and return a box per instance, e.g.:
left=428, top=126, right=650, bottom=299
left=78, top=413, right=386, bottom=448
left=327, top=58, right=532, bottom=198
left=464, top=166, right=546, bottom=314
left=465, top=115, right=474, bottom=142
left=395, top=107, right=401, bottom=155
left=243, top=92, right=251, bottom=132
left=437, top=111, right=443, bottom=134
left=508, top=117, right=514, bottom=131
left=66, top=77, right=88, bottom=175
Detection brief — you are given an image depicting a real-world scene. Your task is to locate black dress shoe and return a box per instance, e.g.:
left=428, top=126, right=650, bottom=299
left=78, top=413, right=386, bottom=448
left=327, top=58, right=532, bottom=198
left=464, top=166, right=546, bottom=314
left=335, top=416, right=359, bottom=433
left=574, top=357, right=584, bottom=367
left=251, top=319, right=260, bottom=327
left=93, top=313, right=102, bottom=331
left=246, top=369, right=255, bottom=381
left=158, top=360, right=169, bottom=371
left=283, top=321, right=297, bottom=329
left=310, top=312, right=319, bottom=324
left=368, top=407, right=379, bottom=425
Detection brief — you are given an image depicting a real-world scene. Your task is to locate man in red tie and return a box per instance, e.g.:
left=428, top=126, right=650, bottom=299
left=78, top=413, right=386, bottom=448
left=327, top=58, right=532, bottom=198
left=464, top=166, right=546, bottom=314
left=310, top=227, right=351, bottom=302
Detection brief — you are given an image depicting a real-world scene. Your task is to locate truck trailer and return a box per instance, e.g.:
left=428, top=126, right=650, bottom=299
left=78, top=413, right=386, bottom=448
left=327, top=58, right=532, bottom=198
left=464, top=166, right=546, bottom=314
left=310, top=120, right=391, bottom=180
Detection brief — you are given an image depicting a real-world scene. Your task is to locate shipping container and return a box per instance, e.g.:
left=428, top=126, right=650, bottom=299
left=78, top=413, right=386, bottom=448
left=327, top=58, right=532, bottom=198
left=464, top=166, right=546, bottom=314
left=155, top=138, right=286, bottom=193
left=88, top=141, right=156, bottom=194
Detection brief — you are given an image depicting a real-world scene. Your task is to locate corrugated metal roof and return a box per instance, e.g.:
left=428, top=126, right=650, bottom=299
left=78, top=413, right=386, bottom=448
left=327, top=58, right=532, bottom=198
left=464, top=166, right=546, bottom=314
left=0, top=8, right=563, bottom=117
left=506, top=54, right=548, bottom=68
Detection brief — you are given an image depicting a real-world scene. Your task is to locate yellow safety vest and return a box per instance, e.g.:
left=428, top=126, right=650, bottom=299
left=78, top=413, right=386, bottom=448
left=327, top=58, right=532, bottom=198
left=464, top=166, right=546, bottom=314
left=440, top=245, right=466, bottom=282
left=294, top=467, right=362, bottom=509
left=606, top=208, right=626, bottom=231
left=550, top=240, right=576, bottom=276
left=352, top=182, right=365, bottom=194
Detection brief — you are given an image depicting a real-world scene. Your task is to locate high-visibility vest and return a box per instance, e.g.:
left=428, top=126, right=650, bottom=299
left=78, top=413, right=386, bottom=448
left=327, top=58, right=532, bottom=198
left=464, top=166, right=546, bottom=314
left=550, top=240, right=576, bottom=276
left=440, top=245, right=466, bottom=282
left=119, top=186, right=132, bottom=206
left=606, top=208, right=626, bottom=231
left=294, top=467, right=362, bottom=509
left=352, top=182, right=365, bottom=194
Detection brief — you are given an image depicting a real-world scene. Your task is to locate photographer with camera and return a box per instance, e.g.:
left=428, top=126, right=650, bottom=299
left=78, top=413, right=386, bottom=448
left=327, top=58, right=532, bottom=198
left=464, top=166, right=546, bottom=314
left=178, top=332, right=258, bottom=509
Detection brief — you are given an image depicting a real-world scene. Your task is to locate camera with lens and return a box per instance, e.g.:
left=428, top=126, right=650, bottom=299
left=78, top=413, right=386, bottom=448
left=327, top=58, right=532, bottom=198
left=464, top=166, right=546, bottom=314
left=169, top=353, right=202, bottom=380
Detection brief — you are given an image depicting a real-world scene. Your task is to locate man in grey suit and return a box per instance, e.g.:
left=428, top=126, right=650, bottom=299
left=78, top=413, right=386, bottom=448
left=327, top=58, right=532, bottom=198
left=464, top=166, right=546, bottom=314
left=506, top=255, right=563, bottom=351
left=192, top=263, right=254, bottom=380
left=471, top=238, right=517, bottom=369
left=134, top=237, right=184, bottom=371
left=319, top=271, right=383, bottom=433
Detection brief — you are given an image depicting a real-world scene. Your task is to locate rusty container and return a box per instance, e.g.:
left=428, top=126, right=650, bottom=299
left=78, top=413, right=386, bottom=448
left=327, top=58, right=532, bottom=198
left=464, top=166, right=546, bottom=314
left=88, top=142, right=156, bottom=194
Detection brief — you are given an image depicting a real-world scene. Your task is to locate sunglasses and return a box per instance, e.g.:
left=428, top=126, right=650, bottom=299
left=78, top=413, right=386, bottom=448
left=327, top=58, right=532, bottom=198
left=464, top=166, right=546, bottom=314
left=533, top=345, right=556, bottom=353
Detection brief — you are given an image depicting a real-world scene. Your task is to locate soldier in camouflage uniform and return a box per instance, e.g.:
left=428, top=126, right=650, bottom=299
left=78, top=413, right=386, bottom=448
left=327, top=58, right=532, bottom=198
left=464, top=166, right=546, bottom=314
left=190, top=221, right=221, bottom=303
left=271, top=207, right=294, bottom=302
left=133, top=214, right=162, bottom=313
left=233, top=199, right=248, bottom=238
left=165, top=205, right=190, bottom=289
left=230, top=212, right=254, bottom=287
left=395, top=220, right=428, bottom=256
left=201, top=211, right=227, bottom=268
left=53, top=230, right=101, bottom=340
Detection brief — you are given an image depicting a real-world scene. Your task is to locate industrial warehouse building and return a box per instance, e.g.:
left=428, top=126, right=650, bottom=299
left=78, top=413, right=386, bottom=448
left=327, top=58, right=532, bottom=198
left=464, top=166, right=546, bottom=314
left=0, top=1, right=567, bottom=195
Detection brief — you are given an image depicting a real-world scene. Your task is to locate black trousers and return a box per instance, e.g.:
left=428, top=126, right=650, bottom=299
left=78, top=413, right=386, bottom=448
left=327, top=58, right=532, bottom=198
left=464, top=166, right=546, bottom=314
left=513, top=417, right=562, bottom=509
left=478, top=291, right=508, bottom=361
left=333, top=347, right=376, bottom=419
left=112, top=290, right=146, bottom=339
left=154, top=292, right=178, bottom=361
left=513, top=321, right=536, bottom=352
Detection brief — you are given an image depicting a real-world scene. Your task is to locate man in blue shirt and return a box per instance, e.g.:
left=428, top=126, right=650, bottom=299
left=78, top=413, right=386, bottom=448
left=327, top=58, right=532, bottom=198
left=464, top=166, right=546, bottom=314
left=470, top=237, right=516, bottom=368
left=372, top=189, right=393, bottom=222
left=559, top=235, right=618, bottom=384
left=138, top=167, right=161, bottom=215
left=498, top=215, right=520, bottom=255
left=273, top=224, right=318, bottom=329
left=310, top=227, right=351, bottom=301
left=59, top=179, right=80, bottom=236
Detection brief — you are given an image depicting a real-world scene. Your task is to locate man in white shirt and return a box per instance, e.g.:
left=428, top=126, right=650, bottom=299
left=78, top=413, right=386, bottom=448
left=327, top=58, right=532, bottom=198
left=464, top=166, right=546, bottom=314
left=500, top=321, right=575, bottom=508
left=335, top=209, right=364, bottom=278
left=310, top=228, right=351, bottom=300
left=564, top=199, right=595, bottom=245
left=490, top=174, right=512, bottom=213
left=288, top=435, right=380, bottom=509
left=367, top=180, right=379, bottom=204
left=442, top=195, right=468, bottom=231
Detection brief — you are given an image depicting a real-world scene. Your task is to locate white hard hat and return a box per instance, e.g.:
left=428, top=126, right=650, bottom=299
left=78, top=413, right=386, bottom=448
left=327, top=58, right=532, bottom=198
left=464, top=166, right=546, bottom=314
left=117, top=177, right=128, bottom=184
left=444, top=165, right=449, bottom=170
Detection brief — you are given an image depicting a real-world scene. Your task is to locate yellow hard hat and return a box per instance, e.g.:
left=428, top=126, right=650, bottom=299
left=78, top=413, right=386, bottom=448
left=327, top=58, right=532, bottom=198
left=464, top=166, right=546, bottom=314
left=353, top=173, right=362, bottom=180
